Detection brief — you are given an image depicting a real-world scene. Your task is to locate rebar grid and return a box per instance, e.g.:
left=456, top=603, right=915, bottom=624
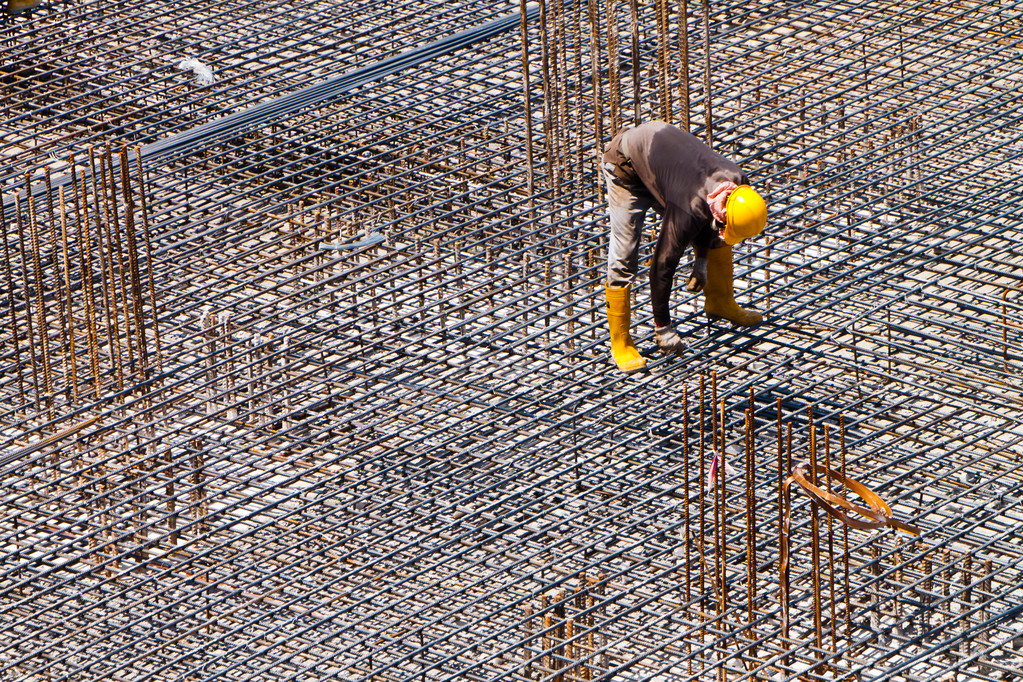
left=2, top=0, right=1022, bottom=680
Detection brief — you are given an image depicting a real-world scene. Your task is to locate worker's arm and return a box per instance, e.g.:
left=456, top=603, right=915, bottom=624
left=649, top=207, right=693, bottom=329
left=685, top=226, right=725, bottom=292
left=650, top=218, right=688, bottom=353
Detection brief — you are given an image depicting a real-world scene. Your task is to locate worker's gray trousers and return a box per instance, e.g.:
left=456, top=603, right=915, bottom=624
left=603, top=164, right=654, bottom=289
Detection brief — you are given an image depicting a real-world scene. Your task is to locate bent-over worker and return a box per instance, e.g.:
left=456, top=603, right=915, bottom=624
left=602, top=120, right=767, bottom=373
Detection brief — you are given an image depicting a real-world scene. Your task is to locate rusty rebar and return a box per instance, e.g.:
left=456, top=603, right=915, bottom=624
left=809, top=406, right=824, bottom=659
left=2, top=193, right=27, bottom=403
left=57, top=185, right=78, bottom=403
left=700, top=0, right=712, bottom=145
left=14, top=192, right=42, bottom=410
left=134, top=147, right=163, bottom=374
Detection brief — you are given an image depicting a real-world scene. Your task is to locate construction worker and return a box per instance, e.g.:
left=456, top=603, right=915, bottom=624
left=602, top=120, right=767, bottom=373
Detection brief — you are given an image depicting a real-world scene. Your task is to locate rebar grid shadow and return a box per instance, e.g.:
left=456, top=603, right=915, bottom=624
left=2, top=0, right=1023, bottom=680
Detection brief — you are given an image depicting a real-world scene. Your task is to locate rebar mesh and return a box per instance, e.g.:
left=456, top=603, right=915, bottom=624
left=2, top=0, right=1022, bottom=680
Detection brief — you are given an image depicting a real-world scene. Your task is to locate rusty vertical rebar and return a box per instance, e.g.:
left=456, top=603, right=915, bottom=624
left=569, top=0, right=585, bottom=198
left=683, top=383, right=693, bottom=675
left=102, top=144, right=136, bottom=379
left=541, top=592, right=550, bottom=677
left=586, top=591, right=595, bottom=682
left=717, top=397, right=727, bottom=621
left=886, top=307, right=893, bottom=381
left=710, top=370, right=718, bottom=453
left=12, top=512, right=22, bottom=591
left=587, top=248, right=598, bottom=330
left=564, top=252, right=574, bottom=351
left=865, top=540, right=882, bottom=646
left=961, top=552, right=973, bottom=659
left=851, top=323, right=864, bottom=399
left=677, top=0, right=690, bottom=131
left=485, top=244, right=496, bottom=320
left=596, top=571, right=608, bottom=672
left=26, top=189, right=54, bottom=416
left=808, top=406, right=824, bottom=660
left=2, top=194, right=27, bottom=403
left=586, top=0, right=604, bottom=201
left=537, top=0, right=557, bottom=190
left=416, top=235, right=425, bottom=310
left=88, top=145, right=123, bottom=391
left=776, top=400, right=787, bottom=658
left=963, top=552, right=973, bottom=602
left=941, top=548, right=952, bottom=609
left=544, top=260, right=552, bottom=351
left=246, top=333, right=259, bottom=424
left=546, top=0, right=562, bottom=188
left=893, top=546, right=905, bottom=619
left=701, top=0, right=712, bottom=146
left=776, top=396, right=784, bottom=542
left=840, top=415, right=851, bottom=642
left=628, top=0, right=641, bottom=125
left=586, top=573, right=598, bottom=675
left=58, top=185, right=79, bottom=403
left=519, top=0, right=537, bottom=230
left=191, top=439, right=207, bottom=534
left=553, top=0, right=569, bottom=191
left=554, top=589, right=565, bottom=682
left=786, top=418, right=793, bottom=473
left=1002, top=288, right=1011, bottom=373
left=108, top=146, right=138, bottom=380
left=92, top=458, right=114, bottom=576
left=919, top=539, right=932, bottom=629
left=120, top=146, right=149, bottom=380
left=605, top=0, right=622, bottom=133
left=45, top=167, right=70, bottom=401
left=455, top=242, right=465, bottom=323
left=133, top=153, right=161, bottom=374
left=715, top=401, right=725, bottom=682
left=745, top=402, right=756, bottom=651
left=655, top=0, right=669, bottom=121
left=72, top=159, right=103, bottom=398
left=522, top=251, right=530, bottom=284
left=824, top=422, right=837, bottom=654
left=522, top=603, right=534, bottom=680
left=203, top=310, right=218, bottom=417
left=982, top=558, right=992, bottom=625
left=14, top=193, right=42, bottom=410
left=564, top=616, right=574, bottom=681
left=781, top=420, right=794, bottom=662
left=435, top=238, right=446, bottom=335
left=698, top=374, right=707, bottom=615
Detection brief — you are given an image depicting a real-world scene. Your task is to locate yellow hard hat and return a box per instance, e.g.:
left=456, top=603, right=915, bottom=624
left=723, top=185, right=767, bottom=245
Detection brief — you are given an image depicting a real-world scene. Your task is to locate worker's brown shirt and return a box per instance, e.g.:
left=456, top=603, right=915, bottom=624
left=605, top=120, right=748, bottom=326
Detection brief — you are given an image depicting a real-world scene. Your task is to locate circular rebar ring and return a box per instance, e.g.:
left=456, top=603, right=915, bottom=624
left=790, top=463, right=921, bottom=535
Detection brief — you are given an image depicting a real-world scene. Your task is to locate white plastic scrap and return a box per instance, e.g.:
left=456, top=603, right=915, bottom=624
left=706, top=449, right=738, bottom=492
left=177, top=58, right=216, bottom=86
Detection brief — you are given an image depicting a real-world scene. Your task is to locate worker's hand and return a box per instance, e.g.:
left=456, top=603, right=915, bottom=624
left=655, top=325, right=686, bottom=353
left=686, top=256, right=707, bottom=292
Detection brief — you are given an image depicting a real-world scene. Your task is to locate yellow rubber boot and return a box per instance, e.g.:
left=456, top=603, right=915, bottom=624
left=605, top=284, right=647, bottom=373
left=703, top=245, right=763, bottom=325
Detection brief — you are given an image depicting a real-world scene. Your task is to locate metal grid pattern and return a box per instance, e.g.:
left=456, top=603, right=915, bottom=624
left=2, top=0, right=1022, bottom=680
